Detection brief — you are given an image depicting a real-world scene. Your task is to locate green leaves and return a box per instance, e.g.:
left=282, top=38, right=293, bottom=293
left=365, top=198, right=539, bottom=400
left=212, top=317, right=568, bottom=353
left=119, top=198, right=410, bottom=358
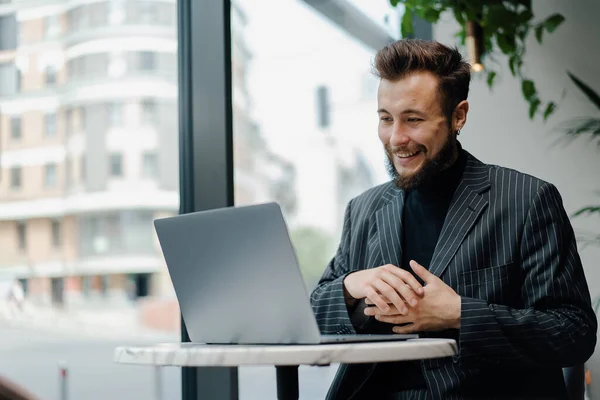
left=534, top=14, right=565, bottom=44
left=535, top=25, right=544, bottom=44
left=543, top=14, right=565, bottom=33
left=521, top=80, right=555, bottom=120
left=388, top=1, right=565, bottom=121
left=522, top=79, right=536, bottom=101
left=401, top=7, right=414, bottom=37
left=529, top=98, right=541, bottom=119
left=508, top=54, right=522, bottom=77
left=573, top=207, right=600, bottom=218
left=543, top=102, right=556, bottom=120
left=486, top=71, right=497, bottom=89
left=422, top=8, right=441, bottom=23
left=567, top=72, right=600, bottom=111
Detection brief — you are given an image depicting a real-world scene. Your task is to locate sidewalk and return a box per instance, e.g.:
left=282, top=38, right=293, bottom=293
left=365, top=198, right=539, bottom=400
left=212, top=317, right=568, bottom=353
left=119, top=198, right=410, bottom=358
left=0, top=301, right=177, bottom=341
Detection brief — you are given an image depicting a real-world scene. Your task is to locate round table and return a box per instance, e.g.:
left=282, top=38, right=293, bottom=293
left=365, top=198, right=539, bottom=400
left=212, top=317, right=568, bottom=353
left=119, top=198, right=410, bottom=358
left=114, top=338, right=457, bottom=399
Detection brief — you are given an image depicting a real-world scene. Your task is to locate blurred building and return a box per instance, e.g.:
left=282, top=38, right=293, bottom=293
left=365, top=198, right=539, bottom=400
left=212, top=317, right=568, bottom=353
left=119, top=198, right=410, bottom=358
left=231, top=3, right=297, bottom=217
left=0, top=0, right=295, bottom=309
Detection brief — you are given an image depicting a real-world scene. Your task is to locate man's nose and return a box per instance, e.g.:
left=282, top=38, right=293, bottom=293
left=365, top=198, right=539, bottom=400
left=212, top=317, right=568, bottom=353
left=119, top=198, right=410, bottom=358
left=389, top=124, right=410, bottom=147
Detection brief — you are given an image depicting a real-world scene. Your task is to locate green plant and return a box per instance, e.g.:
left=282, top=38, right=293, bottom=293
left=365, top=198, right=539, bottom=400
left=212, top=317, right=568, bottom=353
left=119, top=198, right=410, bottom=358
left=390, top=0, right=565, bottom=121
left=290, top=226, right=335, bottom=289
left=560, top=73, right=600, bottom=237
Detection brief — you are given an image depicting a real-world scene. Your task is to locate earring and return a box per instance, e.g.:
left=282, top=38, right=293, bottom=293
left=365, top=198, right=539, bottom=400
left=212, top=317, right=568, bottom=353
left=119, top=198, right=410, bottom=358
left=456, top=129, right=461, bottom=136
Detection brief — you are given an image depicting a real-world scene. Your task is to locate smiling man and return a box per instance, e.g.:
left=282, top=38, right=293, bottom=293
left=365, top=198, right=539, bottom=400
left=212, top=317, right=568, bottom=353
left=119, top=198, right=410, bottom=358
left=310, top=39, right=597, bottom=399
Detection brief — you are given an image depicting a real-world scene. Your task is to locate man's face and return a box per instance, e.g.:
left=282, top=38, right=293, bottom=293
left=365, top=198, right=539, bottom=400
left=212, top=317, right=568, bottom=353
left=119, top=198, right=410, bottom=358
left=377, top=71, right=459, bottom=190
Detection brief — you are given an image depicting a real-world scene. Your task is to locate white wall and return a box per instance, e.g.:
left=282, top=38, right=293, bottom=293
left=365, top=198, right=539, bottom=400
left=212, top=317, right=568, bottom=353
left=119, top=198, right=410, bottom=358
left=433, top=0, right=600, bottom=296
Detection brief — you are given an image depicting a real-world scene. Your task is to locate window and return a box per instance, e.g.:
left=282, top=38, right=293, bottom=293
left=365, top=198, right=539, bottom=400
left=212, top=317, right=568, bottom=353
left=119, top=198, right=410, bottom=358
left=0, top=62, right=18, bottom=96
left=108, top=56, right=127, bottom=78
left=16, top=221, right=26, bottom=250
left=79, top=106, right=86, bottom=131
left=141, top=152, right=158, bottom=178
left=109, top=153, right=123, bottom=177
left=231, top=1, right=398, bottom=397
left=11, top=116, right=21, bottom=140
left=45, top=64, right=57, bottom=85
left=44, top=15, right=60, bottom=38
left=65, top=108, right=73, bottom=136
left=139, top=51, right=155, bottom=71
left=10, top=167, right=21, bottom=189
left=138, top=2, right=158, bottom=24
left=141, top=98, right=157, bottom=124
left=51, top=220, right=61, bottom=248
left=45, top=113, right=57, bottom=137
left=109, top=0, right=125, bottom=25
left=45, top=163, right=57, bottom=188
left=109, top=102, right=123, bottom=126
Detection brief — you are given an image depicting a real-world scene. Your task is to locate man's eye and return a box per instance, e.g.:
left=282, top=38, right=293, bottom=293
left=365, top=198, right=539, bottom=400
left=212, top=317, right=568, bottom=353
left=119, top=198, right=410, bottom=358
left=407, top=118, right=423, bottom=123
left=380, top=117, right=392, bottom=122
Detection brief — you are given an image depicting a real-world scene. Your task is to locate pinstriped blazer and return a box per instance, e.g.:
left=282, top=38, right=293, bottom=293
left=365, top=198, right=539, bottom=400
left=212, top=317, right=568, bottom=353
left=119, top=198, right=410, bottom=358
left=310, top=150, right=597, bottom=399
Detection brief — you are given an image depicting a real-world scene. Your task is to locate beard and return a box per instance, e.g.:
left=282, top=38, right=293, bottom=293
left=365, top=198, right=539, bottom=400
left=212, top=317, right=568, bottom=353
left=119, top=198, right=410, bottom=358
left=384, top=134, right=458, bottom=191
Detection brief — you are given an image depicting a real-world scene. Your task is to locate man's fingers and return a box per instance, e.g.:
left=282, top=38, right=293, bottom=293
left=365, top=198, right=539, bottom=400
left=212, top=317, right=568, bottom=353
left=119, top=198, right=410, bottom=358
left=371, top=280, right=407, bottom=314
left=375, top=313, right=411, bottom=324
left=379, top=272, right=420, bottom=308
left=386, top=265, right=424, bottom=295
left=409, top=260, right=435, bottom=284
left=364, top=287, right=389, bottom=312
left=392, top=323, right=417, bottom=334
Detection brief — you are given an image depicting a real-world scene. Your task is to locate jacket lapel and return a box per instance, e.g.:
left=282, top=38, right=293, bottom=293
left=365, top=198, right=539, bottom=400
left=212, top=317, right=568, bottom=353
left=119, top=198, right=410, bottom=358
left=374, top=185, right=404, bottom=268
left=428, top=153, right=491, bottom=279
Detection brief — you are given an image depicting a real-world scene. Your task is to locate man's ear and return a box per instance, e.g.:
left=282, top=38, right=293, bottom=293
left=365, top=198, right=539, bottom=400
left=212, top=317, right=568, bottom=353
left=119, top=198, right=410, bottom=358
left=453, top=100, right=469, bottom=132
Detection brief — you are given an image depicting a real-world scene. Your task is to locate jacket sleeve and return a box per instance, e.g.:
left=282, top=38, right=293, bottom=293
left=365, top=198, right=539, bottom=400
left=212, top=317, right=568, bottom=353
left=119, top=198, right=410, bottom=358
left=310, top=200, right=360, bottom=335
left=458, top=183, right=597, bottom=367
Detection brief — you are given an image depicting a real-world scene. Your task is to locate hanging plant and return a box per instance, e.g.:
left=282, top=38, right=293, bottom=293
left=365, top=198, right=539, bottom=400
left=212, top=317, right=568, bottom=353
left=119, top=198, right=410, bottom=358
left=390, top=0, right=565, bottom=121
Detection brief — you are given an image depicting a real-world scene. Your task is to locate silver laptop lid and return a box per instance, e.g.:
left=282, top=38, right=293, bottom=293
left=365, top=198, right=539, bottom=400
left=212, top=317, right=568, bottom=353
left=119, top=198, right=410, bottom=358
left=154, top=202, right=322, bottom=344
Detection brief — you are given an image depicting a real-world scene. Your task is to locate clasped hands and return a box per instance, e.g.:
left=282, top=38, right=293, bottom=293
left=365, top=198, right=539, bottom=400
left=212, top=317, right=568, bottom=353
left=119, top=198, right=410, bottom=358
left=343, top=260, right=461, bottom=333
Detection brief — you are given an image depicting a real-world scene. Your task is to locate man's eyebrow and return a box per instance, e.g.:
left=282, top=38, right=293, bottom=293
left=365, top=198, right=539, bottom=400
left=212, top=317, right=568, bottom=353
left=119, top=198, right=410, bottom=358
left=377, top=108, right=426, bottom=116
left=400, top=109, right=426, bottom=116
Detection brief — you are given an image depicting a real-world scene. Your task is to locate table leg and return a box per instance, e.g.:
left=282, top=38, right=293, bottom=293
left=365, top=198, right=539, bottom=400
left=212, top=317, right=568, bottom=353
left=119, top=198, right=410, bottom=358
left=275, top=365, right=299, bottom=400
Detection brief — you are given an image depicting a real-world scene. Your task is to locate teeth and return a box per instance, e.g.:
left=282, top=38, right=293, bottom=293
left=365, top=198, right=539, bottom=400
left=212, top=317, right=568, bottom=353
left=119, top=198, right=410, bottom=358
left=396, top=151, right=418, bottom=158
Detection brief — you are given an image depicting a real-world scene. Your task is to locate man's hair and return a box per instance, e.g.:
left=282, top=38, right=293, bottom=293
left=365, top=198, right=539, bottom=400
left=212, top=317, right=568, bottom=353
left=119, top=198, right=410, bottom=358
left=374, top=39, right=471, bottom=126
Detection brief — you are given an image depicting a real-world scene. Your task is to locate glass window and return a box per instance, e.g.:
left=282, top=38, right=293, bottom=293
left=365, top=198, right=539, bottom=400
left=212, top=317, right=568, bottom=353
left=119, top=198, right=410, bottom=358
left=51, top=220, right=61, bottom=248
left=109, top=102, right=123, bottom=126
left=109, top=153, right=123, bottom=177
left=65, top=108, right=73, bottom=136
left=139, top=51, right=155, bottom=71
left=44, top=14, right=60, bottom=38
left=16, top=221, right=27, bottom=250
left=142, top=152, right=158, bottom=178
left=10, top=116, right=21, bottom=140
left=45, top=163, right=57, bottom=188
left=232, top=0, right=397, bottom=397
left=10, top=166, right=21, bottom=188
left=45, top=64, right=57, bottom=85
left=109, top=0, right=125, bottom=25
left=138, top=1, right=158, bottom=24
left=45, top=112, right=57, bottom=137
left=141, top=98, right=157, bottom=124
left=0, top=62, right=18, bottom=96
left=0, top=3, right=180, bottom=399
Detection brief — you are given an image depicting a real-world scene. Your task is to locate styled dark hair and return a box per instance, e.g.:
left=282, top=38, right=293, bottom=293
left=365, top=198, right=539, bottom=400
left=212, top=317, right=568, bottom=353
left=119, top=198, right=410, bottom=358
left=374, top=39, right=471, bottom=126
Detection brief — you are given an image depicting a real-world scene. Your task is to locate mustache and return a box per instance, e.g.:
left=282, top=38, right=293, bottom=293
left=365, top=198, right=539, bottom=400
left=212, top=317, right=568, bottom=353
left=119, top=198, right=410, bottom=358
left=385, top=144, right=427, bottom=154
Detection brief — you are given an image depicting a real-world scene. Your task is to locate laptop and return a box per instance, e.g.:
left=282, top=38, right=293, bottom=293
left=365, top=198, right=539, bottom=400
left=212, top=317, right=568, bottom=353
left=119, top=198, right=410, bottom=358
left=153, top=202, right=417, bottom=344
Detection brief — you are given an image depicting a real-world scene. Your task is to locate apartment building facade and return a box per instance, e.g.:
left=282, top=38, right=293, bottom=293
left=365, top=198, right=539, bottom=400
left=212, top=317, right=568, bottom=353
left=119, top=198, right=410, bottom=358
left=0, top=0, right=295, bottom=308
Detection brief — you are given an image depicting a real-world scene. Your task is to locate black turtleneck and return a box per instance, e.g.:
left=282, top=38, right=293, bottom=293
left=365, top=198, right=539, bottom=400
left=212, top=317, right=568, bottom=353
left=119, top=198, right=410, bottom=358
left=402, top=149, right=467, bottom=281
left=365, top=149, right=467, bottom=397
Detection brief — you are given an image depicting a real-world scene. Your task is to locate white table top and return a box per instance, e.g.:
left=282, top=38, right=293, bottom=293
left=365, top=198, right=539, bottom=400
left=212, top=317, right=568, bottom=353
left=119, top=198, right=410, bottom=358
left=114, top=338, right=457, bottom=367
